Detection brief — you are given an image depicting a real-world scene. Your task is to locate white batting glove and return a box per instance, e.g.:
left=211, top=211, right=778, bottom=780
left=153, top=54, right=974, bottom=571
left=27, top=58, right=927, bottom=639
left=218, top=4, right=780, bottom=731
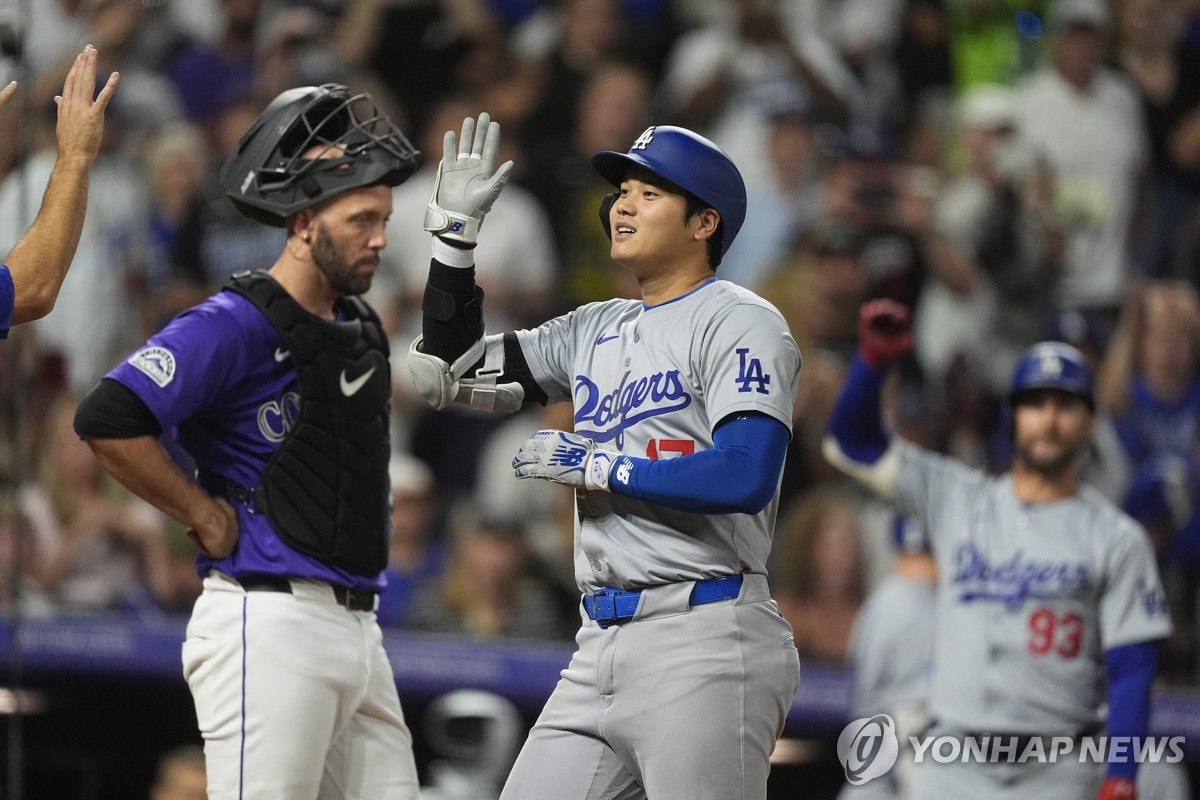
left=512, top=430, right=623, bottom=492
left=424, top=112, right=513, bottom=247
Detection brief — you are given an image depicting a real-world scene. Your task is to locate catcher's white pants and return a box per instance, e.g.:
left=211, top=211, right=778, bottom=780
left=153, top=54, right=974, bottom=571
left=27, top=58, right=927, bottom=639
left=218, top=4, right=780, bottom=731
left=500, top=573, right=800, bottom=800
left=182, top=572, right=419, bottom=799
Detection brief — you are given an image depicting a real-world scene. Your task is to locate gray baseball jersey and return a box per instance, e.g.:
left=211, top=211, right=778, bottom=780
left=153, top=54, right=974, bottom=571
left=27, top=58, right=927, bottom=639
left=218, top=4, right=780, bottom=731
left=503, top=283, right=802, bottom=800
left=514, top=278, right=802, bottom=592
left=890, top=442, right=1172, bottom=734
left=848, top=573, right=936, bottom=719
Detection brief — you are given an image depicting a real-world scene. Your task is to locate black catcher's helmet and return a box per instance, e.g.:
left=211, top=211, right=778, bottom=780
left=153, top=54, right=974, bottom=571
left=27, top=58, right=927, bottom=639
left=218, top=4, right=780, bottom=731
left=220, top=84, right=420, bottom=226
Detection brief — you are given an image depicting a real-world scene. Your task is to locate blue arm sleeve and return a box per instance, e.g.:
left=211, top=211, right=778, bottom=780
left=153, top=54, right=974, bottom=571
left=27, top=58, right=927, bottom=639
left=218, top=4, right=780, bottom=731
left=1104, top=640, right=1158, bottom=780
left=0, top=265, right=12, bottom=339
left=610, top=413, right=789, bottom=515
left=827, top=353, right=890, bottom=462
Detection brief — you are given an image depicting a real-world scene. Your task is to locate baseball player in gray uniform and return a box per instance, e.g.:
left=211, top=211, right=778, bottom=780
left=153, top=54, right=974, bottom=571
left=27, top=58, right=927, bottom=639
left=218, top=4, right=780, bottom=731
left=824, top=300, right=1173, bottom=800
left=839, top=519, right=937, bottom=800
left=407, top=116, right=802, bottom=798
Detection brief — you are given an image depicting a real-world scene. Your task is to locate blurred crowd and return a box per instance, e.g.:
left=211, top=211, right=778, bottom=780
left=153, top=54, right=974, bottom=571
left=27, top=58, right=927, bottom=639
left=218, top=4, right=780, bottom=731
left=1, top=0, right=1200, bottom=687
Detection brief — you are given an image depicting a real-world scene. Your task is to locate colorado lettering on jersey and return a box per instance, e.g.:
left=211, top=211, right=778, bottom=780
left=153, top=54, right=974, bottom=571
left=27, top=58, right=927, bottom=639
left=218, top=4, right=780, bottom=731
left=257, top=391, right=301, bottom=443
left=952, top=542, right=1091, bottom=612
left=574, top=370, right=691, bottom=447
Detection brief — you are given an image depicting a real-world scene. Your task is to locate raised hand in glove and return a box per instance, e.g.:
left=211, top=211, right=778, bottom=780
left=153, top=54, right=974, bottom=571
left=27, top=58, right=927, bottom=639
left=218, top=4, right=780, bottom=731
left=858, top=299, right=913, bottom=369
left=1095, top=777, right=1135, bottom=800
left=424, top=112, right=513, bottom=246
left=513, top=430, right=624, bottom=492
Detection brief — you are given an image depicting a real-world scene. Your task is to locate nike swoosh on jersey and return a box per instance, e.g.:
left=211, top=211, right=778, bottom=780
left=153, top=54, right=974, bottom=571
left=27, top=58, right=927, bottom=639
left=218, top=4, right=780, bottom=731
left=595, top=334, right=619, bottom=346
left=274, top=347, right=290, bottom=362
left=339, top=366, right=377, bottom=397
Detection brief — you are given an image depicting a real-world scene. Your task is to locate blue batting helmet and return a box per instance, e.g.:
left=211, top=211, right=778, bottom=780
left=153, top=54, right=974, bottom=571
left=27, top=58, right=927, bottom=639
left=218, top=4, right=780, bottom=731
left=592, top=126, right=747, bottom=263
left=1009, top=341, right=1095, bottom=408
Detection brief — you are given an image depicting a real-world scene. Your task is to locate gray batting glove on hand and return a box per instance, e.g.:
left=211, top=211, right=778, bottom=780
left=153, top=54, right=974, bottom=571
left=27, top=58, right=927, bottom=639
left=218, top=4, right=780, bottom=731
left=513, top=430, right=623, bottom=492
left=424, top=112, right=513, bottom=247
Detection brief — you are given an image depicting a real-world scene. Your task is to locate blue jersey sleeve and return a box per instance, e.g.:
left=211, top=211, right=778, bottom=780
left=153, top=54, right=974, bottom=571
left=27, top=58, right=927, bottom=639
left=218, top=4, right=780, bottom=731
left=0, top=264, right=13, bottom=339
left=1104, top=640, right=1158, bottom=780
left=608, top=413, right=789, bottom=514
left=828, top=353, right=890, bottom=462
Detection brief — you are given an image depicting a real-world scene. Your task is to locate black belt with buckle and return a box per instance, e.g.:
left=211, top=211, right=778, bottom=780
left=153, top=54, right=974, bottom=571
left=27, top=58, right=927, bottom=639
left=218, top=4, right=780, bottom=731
left=235, top=574, right=377, bottom=612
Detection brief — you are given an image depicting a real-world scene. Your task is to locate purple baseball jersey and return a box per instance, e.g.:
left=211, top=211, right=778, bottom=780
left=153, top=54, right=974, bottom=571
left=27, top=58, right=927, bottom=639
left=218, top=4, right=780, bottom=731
left=106, top=290, right=385, bottom=592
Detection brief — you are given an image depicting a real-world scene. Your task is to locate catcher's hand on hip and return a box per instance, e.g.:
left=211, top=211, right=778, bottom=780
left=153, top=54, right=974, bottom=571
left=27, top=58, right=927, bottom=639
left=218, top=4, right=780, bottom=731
left=186, top=497, right=239, bottom=559
left=858, top=298, right=913, bottom=369
left=424, top=112, right=513, bottom=247
left=513, top=430, right=621, bottom=492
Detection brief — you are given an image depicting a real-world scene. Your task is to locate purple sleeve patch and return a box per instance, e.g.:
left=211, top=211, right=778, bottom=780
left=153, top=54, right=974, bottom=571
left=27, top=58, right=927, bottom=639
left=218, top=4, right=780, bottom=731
left=107, top=296, right=253, bottom=430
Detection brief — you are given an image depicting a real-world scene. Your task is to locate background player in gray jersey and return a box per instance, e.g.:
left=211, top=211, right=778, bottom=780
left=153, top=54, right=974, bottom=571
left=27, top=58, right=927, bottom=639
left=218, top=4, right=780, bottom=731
left=838, top=518, right=937, bottom=800
left=75, top=84, right=422, bottom=798
left=407, top=117, right=802, bottom=798
left=824, top=300, right=1172, bottom=800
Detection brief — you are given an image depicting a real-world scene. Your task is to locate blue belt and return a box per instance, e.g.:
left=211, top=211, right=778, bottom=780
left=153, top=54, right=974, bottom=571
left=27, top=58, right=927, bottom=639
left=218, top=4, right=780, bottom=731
left=583, top=574, right=743, bottom=628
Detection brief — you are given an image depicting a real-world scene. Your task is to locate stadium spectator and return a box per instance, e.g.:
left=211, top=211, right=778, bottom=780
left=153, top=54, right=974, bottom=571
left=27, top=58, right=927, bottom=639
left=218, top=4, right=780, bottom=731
left=770, top=484, right=867, bottom=664
left=1097, top=281, right=1200, bottom=681
left=167, top=0, right=262, bottom=123
left=658, top=0, right=856, bottom=187
left=1012, top=0, right=1150, bottom=330
left=473, top=400, right=578, bottom=594
left=718, top=99, right=826, bottom=293
left=376, top=454, right=445, bottom=629
left=19, top=395, right=168, bottom=611
left=0, top=496, right=55, bottom=618
left=149, top=744, right=206, bottom=800
left=1113, top=0, right=1200, bottom=280
left=138, top=122, right=213, bottom=334
left=913, top=84, right=1060, bottom=402
left=521, top=60, right=652, bottom=308
left=407, top=505, right=575, bottom=641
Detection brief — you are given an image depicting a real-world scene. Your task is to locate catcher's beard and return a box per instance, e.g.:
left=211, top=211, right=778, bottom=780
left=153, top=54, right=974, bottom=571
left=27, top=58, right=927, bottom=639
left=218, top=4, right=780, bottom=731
left=311, top=221, right=373, bottom=296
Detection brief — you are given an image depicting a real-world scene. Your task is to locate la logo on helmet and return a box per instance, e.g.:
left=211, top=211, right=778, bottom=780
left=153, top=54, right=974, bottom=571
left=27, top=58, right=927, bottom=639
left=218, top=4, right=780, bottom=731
left=631, top=127, right=656, bottom=151
left=1039, top=352, right=1063, bottom=376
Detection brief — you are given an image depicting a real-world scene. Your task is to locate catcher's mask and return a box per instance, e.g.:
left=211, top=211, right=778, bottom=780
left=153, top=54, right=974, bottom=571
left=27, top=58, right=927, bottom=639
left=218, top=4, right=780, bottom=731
left=220, top=84, right=419, bottom=227
left=592, top=125, right=747, bottom=268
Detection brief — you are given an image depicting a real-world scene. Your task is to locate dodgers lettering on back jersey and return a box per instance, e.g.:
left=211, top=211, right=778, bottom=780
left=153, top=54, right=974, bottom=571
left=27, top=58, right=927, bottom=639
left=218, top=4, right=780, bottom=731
left=890, top=442, right=1172, bottom=733
left=105, top=292, right=385, bottom=592
left=516, top=279, right=801, bottom=592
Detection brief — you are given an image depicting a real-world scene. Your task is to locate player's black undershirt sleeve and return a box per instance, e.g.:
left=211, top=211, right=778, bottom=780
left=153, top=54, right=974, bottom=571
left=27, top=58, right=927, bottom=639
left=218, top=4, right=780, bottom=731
left=74, top=378, right=163, bottom=439
left=421, top=261, right=484, bottom=363
left=421, top=259, right=548, bottom=406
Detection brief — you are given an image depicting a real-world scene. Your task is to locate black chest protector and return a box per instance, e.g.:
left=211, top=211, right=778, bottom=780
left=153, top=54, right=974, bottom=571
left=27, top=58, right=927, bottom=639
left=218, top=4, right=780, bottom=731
left=225, top=270, right=391, bottom=576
